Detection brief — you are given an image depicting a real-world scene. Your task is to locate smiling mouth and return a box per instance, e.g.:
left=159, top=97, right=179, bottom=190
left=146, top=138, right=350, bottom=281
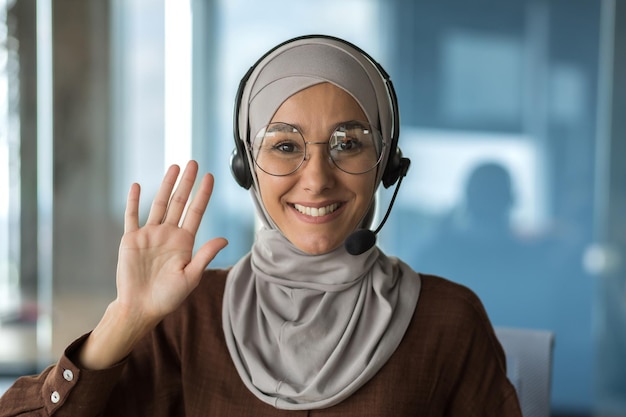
left=293, top=203, right=340, bottom=217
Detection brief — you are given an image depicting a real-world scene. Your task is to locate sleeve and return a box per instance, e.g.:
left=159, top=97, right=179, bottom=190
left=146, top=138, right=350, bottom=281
left=0, top=313, right=185, bottom=417
left=0, top=334, right=127, bottom=417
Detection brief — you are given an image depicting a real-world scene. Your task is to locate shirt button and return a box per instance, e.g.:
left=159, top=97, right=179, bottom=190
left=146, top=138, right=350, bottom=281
left=51, top=391, right=61, bottom=404
left=63, top=369, right=74, bottom=382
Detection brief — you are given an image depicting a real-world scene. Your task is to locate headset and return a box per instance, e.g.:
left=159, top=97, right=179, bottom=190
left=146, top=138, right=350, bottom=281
left=230, top=34, right=405, bottom=190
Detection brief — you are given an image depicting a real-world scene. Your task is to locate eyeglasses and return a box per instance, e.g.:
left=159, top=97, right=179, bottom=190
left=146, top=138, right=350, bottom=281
left=250, top=121, right=385, bottom=176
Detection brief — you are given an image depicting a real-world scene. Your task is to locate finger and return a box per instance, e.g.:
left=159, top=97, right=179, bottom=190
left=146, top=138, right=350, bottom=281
left=124, top=183, right=141, bottom=233
left=184, top=237, right=229, bottom=279
left=180, top=173, right=214, bottom=235
left=163, top=160, right=198, bottom=226
left=146, top=164, right=181, bottom=225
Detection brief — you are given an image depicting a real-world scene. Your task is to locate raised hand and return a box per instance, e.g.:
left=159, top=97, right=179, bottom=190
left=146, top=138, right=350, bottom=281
left=115, top=160, right=227, bottom=322
left=79, top=161, right=227, bottom=370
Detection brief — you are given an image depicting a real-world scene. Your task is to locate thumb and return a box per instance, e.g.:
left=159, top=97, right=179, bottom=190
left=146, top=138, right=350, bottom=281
left=185, top=237, right=229, bottom=278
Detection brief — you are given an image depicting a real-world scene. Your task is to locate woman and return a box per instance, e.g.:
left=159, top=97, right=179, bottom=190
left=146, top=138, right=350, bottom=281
left=0, top=35, right=521, bottom=416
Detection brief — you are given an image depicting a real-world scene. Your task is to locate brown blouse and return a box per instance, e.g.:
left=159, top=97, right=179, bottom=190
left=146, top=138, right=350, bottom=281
left=0, top=270, right=522, bottom=416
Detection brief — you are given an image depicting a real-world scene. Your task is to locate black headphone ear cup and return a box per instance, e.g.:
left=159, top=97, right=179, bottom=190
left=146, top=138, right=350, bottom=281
left=382, top=147, right=402, bottom=188
left=230, top=146, right=253, bottom=189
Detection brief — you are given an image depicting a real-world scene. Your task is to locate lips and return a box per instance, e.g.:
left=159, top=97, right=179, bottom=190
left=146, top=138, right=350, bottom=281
left=293, top=203, right=340, bottom=217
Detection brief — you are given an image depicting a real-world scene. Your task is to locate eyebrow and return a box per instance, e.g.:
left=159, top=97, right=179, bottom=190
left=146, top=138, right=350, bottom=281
left=266, top=123, right=299, bottom=134
left=268, top=120, right=369, bottom=135
left=339, top=120, right=369, bottom=130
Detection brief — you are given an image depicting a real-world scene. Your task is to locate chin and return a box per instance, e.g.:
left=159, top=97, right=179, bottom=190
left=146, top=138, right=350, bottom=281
left=293, top=237, right=343, bottom=255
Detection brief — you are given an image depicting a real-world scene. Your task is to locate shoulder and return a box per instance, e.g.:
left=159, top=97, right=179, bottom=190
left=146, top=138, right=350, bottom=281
left=411, top=275, right=520, bottom=415
left=391, top=257, right=479, bottom=311
left=416, top=273, right=490, bottom=323
left=418, top=272, right=478, bottom=299
left=380, top=272, right=517, bottom=413
left=406, top=273, right=501, bottom=356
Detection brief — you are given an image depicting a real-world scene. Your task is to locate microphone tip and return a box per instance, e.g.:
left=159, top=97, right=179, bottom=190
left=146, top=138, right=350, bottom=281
left=345, top=229, right=377, bottom=256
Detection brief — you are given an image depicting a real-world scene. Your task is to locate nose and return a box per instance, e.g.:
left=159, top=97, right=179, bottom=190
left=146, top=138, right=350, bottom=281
left=300, top=142, right=335, bottom=192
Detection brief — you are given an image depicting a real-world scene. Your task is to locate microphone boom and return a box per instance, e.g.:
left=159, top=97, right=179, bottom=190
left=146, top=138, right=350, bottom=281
left=344, top=158, right=411, bottom=255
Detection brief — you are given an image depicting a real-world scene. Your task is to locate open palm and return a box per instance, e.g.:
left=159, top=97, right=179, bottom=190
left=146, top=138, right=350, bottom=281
left=115, top=161, right=228, bottom=324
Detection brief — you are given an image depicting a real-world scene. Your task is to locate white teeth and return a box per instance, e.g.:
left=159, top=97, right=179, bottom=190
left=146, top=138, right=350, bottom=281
left=294, top=203, right=339, bottom=217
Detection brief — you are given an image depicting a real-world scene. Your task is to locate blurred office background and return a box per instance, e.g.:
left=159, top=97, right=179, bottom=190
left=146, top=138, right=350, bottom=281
left=0, top=0, right=625, bottom=415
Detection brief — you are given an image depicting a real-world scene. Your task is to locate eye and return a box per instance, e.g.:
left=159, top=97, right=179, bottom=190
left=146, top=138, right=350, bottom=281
left=337, top=138, right=361, bottom=151
left=266, top=133, right=303, bottom=154
left=330, top=130, right=364, bottom=154
left=260, top=124, right=305, bottom=156
left=273, top=141, right=300, bottom=153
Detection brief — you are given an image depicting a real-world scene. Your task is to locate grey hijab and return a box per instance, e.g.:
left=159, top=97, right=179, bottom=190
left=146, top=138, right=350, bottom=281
left=223, top=36, right=421, bottom=410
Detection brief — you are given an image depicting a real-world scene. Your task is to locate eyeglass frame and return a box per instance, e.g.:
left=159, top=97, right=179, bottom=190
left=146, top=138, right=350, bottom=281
left=248, top=120, right=388, bottom=177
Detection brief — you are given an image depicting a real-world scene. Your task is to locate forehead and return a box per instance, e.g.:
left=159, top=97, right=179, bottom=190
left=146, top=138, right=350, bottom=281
left=270, top=83, right=367, bottom=128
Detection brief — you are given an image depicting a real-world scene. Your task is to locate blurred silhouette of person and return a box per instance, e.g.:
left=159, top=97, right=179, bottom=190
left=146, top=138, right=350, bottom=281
left=421, top=161, right=519, bottom=255
left=455, top=161, right=516, bottom=244
left=416, top=161, right=541, bottom=325
left=465, top=162, right=514, bottom=238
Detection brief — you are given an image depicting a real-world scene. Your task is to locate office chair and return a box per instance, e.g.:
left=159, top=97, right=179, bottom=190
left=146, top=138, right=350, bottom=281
left=495, top=326, right=555, bottom=417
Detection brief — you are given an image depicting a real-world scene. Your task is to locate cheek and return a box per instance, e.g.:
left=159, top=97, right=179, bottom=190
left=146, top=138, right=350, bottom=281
left=257, top=175, right=275, bottom=206
left=350, top=174, right=378, bottom=218
left=256, top=174, right=290, bottom=216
